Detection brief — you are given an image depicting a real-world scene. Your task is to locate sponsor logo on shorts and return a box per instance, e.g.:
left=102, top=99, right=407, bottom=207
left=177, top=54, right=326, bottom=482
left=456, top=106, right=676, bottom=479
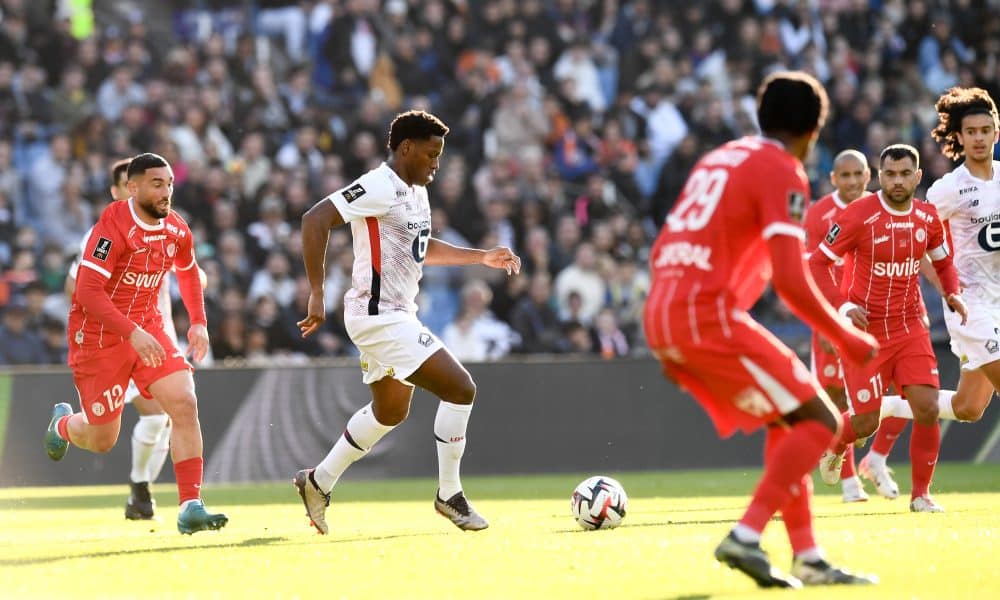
left=857, top=389, right=872, bottom=403
left=823, top=364, right=837, bottom=378
left=92, top=237, right=112, bottom=261
left=92, top=402, right=105, bottom=417
left=418, top=332, right=434, bottom=347
left=75, top=330, right=84, bottom=345
left=734, top=388, right=773, bottom=417
left=386, top=367, right=395, bottom=377
left=986, top=339, right=999, bottom=354
left=342, top=183, right=366, bottom=203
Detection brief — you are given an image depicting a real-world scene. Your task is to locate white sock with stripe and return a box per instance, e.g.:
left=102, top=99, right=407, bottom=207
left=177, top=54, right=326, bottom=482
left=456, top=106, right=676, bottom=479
left=314, top=403, right=395, bottom=492
left=880, top=391, right=957, bottom=421
left=130, top=414, right=169, bottom=483
left=434, top=401, right=473, bottom=499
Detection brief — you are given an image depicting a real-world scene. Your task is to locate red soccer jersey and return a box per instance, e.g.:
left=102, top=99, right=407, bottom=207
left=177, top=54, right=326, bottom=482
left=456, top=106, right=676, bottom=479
left=68, top=199, right=197, bottom=351
left=813, top=191, right=948, bottom=343
left=647, top=136, right=809, bottom=345
left=803, top=191, right=851, bottom=292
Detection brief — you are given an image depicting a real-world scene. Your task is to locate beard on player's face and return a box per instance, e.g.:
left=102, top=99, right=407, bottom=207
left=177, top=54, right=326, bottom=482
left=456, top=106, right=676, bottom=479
left=136, top=192, right=171, bottom=218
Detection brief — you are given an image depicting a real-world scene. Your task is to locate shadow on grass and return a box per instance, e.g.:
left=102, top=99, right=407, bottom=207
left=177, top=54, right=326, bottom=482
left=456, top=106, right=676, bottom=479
left=0, top=536, right=289, bottom=567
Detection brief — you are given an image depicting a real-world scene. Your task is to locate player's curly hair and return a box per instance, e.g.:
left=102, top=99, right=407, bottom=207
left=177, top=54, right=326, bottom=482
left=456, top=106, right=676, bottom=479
left=931, top=87, right=999, bottom=160
left=388, top=110, right=449, bottom=151
left=756, top=71, right=829, bottom=137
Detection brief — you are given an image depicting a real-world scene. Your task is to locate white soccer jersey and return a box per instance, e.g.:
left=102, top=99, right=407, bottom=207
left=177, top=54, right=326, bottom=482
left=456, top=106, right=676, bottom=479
left=70, top=224, right=176, bottom=341
left=926, top=161, right=1000, bottom=302
left=327, top=162, right=431, bottom=317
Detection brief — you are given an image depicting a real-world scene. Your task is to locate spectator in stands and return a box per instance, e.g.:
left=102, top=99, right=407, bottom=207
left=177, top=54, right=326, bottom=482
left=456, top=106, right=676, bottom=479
left=443, top=279, right=519, bottom=362
left=0, top=299, right=47, bottom=365
left=510, top=271, right=564, bottom=354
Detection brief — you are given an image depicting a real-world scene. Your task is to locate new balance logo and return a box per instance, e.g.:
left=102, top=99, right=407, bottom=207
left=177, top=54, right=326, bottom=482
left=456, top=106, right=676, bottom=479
left=969, top=199, right=980, bottom=208
left=959, top=186, right=978, bottom=195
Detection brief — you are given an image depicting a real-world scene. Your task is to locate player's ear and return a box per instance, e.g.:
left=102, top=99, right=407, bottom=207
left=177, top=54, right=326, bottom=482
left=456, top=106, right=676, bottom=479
left=126, top=178, right=137, bottom=197
left=914, top=168, right=923, bottom=182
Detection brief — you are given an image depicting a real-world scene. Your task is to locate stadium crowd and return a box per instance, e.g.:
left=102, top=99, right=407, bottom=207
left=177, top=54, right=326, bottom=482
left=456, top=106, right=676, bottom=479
left=1, top=0, right=999, bottom=366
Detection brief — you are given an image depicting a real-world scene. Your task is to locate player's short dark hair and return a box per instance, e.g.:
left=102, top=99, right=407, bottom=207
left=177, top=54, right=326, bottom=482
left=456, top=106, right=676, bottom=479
left=126, top=153, right=169, bottom=179
left=879, top=144, right=920, bottom=169
left=931, top=87, right=1000, bottom=160
left=387, top=110, right=449, bottom=151
left=110, top=158, right=131, bottom=186
left=756, top=71, right=829, bottom=137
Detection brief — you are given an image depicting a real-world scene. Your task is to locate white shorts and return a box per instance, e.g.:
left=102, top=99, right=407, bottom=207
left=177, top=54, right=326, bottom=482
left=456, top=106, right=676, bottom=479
left=346, top=312, right=444, bottom=385
left=943, top=296, right=1000, bottom=371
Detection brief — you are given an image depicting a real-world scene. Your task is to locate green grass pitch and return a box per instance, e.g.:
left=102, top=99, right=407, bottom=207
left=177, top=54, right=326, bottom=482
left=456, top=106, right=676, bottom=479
left=1, top=464, right=997, bottom=598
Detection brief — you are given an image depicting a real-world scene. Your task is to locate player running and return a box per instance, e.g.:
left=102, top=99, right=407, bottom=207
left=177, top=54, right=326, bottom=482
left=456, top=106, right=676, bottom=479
left=803, top=150, right=909, bottom=502
left=644, top=71, right=879, bottom=588
left=293, top=110, right=520, bottom=535
left=810, top=144, right=968, bottom=513
left=44, top=153, right=227, bottom=534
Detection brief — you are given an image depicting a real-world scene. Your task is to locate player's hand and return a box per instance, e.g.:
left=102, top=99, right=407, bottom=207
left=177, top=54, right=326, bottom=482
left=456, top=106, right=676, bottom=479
left=298, top=290, right=326, bottom=338
left=945, top=293, right=969, bottom=326
left=835, top=329, right=879, bottom=367
left=187, top=323, right=210, bottom=363
left=130, top=327, right=166, bottom=368
left=817, top=334, right=837, bottom=355
left=845, top=306, right=869, bottom=330
left=482, top=246, right=521, bottom=276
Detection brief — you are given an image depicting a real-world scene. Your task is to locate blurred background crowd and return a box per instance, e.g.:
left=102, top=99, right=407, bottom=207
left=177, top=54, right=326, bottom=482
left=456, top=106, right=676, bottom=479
left=2, top=0, right=999, bottom=367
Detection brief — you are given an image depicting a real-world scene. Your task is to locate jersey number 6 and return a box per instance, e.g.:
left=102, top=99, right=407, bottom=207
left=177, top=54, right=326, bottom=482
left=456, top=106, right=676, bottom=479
left=412, top=228, right=431, bottom=262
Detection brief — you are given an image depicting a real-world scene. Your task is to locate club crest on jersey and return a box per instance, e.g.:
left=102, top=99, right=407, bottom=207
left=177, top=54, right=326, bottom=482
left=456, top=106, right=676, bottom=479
left=825, top=224, right=841, bottom=245
left=342, top=183, right=366, bottom=203
left=92, top=237, right=112, bottom=261
left=986, top=339, right=999, bottom=354
left=418, top=332, right=434, bottom=347
left=167, top=242, right=177, bottom=257
left=915, top=228, right=926, bottom=242
left=787, top=191, right=806, bottom=222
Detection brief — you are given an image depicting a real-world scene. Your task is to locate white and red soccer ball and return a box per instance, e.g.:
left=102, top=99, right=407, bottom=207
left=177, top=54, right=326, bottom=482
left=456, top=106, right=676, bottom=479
left=570, top=476, right=628, bottom=530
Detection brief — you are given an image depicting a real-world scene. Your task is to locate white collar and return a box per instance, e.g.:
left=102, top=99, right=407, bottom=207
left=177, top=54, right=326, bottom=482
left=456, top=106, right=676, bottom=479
left=831, top=190, right=849, bottom=210
left=128, top=198, right=165, bottom=231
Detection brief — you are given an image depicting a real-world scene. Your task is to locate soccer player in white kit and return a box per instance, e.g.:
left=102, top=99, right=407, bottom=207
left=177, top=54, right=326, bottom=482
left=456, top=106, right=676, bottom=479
left=922, top=88, right=1000, bottom=421
left=294, top=110, right=521, bottom=534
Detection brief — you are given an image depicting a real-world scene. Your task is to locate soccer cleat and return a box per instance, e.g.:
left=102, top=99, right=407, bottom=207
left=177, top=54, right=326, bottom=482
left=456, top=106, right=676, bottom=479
left=791, top=557, right=879, bottom=585
left=858, top=455, right=900, bottom=499
left=125, top=481, right=156, bottom=520
left=434, top=490, right=489, bottom=531
left=909, top=495, right=944, bottom=513
left=714, top=533, right=802, bottom=589
left=817, top=449, right=845, bottom=485
left=44, top=403, right=73, bottom=461
left=293, top=469, right=331, bottom=534
left=841, top=477, right=869, bottom=503
left=177, top=499, right=228, bottom=534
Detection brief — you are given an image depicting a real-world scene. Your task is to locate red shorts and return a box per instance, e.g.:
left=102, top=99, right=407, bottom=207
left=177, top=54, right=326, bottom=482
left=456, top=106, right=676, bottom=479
left=842, top=331, right=938, bottom=416
left=810, top=334, right=844, bottom=389
left=70, top=328, right=191, bottom=425
left=649, top=311, right=822, bottom=438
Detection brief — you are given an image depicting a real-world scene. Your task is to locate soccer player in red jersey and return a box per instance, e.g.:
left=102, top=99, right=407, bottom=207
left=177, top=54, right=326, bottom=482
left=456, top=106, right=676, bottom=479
left=809, top=144, right=968, bottom=513
left=44, top=153, right=228, bottom=534
left=644, top=71, right=878, bottom=588
left=803, top=150, right=909, bottom=502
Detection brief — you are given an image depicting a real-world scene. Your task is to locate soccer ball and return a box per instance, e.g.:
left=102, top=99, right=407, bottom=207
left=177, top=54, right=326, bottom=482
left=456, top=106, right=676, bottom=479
left=570, top=476, right=628, bottom=530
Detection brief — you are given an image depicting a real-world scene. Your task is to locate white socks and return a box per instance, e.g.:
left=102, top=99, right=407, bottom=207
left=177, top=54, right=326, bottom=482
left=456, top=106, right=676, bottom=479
left=148, top=419, right=172, bottom=482
left=879, top=391, right=957, bottom=421
left=732, top=523, right=761, bottom=544
left=130, top=414, right=170, bottom=483
left=314, top=403, right=395, bottom=492
left=434, top=401, right=473, bottom=499
left=865, top=450, right=887, bottom=471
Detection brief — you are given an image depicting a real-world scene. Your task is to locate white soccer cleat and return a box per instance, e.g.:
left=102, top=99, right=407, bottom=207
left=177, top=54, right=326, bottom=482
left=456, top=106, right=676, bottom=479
left=791, top=557, right=878, bottom=585
left=434, top=491, right=489, bottom=531
left=909, top=495, right=944, bottom=513
left=841, top=477, right=869, bottom=503
left=818, top=450, right=845, bottom=486
left=858, top=455, right=899, bottom=499
left=293, top=469, right=331, bottom=534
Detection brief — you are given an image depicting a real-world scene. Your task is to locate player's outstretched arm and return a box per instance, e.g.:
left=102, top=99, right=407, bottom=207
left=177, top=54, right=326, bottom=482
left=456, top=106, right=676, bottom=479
left=425, top=238, right=521, bottom=275
left=298, top=200, right=346, bottom=337
left=770, top=234, right=877, bottom=366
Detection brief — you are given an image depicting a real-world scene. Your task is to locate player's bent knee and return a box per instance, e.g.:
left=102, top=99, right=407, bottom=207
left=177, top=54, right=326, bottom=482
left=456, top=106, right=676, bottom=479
left=954, top=403, right=985, bottom=422
left=92, top=433, right=119, bottom=454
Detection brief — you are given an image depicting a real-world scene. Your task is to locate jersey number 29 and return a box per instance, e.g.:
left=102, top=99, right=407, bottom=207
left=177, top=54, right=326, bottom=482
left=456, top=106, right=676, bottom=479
left=667, top=168, right=728, bottom=232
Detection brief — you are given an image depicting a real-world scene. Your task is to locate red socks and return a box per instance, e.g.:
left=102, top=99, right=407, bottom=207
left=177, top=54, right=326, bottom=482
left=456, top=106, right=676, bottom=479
left=840, top=444, right=856, bottom=479
left=762, top=426, right=818, bottom=553
left=57, top=415, right=72, bottom=443
left=872, top=416, right=907, bottom=455
left=740, top=421, right=833, bottom=533
left=174, top=457, right=204, bottom=504
left=910, top=421, right=940, bottom=499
